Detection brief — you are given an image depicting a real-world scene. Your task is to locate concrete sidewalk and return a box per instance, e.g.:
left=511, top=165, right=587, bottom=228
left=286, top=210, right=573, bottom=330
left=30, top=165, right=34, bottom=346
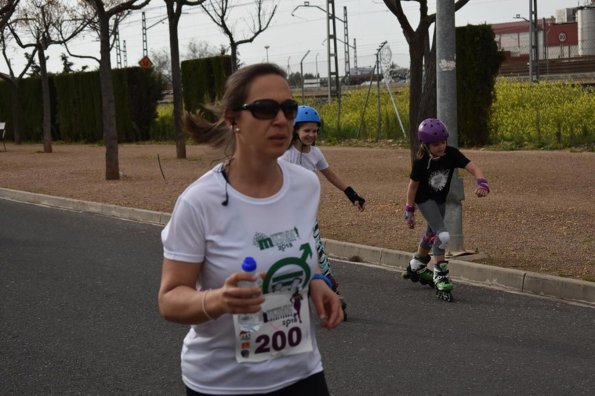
left=2, top=187, right=593, bottom=307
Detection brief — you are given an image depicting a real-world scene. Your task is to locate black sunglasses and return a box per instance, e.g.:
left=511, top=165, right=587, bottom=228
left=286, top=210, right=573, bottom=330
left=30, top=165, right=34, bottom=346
left=234, top=99, right=299, bottom=120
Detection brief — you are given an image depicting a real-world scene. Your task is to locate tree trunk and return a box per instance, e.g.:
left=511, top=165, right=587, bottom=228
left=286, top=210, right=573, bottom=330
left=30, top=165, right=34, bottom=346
left=418, top=34, right=437, bottom=129
left=38, top=47, right=52, bottom=153
left=408, top=33, right=426, bottom=164
left=167, top=2, right=186, bottom=159
left=98, top=16, right=119, bottom=180
left=230, top=42, right=238, bottom=71
left=9, top=80, right=21, bottom=144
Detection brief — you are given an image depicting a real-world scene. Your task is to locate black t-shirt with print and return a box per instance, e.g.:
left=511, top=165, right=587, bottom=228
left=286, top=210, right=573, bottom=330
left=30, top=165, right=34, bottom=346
left=410, top=146, right=470, bottom=204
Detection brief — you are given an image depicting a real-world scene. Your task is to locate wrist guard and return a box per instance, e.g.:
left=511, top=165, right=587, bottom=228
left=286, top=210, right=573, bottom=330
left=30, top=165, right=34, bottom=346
left=344, top=186, right=365, bottom=206
left=404, top=204, right=415, bottom=221
left=476, top=178, right=490, bottom=193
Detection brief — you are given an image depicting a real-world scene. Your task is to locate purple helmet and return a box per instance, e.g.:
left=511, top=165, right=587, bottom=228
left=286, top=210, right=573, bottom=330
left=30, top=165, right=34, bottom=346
left=417, top=118, right=449, bottom=144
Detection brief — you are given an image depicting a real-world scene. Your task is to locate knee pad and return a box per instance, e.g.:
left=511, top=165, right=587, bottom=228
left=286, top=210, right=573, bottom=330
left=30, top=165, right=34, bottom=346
left=422, top=231, right=436, bottom=246
left=437, top=231, right=450, bottom=249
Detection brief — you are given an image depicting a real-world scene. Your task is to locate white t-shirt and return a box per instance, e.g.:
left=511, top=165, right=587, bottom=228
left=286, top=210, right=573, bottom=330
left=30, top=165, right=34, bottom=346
left=161, top=159, right=323, bottom=395
left=280, top=145, right=329, bottom=172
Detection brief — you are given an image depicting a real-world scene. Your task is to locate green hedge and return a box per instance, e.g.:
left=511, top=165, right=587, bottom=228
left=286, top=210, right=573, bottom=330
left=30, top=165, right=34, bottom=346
left=181, top=55, right=233, bottom=113
left=0, top=77, right=48, bottom=142
left=0, top=67, right=163, bottom=143
left=456, top=24, right=503, bottom=146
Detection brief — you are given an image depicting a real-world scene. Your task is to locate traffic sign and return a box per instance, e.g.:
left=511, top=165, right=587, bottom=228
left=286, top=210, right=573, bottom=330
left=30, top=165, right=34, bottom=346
left=138, top=56, right=153, bottom=68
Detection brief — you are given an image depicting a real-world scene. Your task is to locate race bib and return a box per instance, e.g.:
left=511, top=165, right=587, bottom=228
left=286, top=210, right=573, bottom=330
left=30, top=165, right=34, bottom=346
left=233, top=288, right=312, bottom=363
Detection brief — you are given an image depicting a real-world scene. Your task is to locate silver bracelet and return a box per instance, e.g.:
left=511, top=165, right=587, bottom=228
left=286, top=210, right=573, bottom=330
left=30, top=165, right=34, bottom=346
left=202, top=289, right=215, bottom=321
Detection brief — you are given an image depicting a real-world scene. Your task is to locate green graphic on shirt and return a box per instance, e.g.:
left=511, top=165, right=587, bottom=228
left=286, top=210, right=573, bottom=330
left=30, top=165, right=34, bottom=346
left=253, top=227, right=300, bottom=252
left=261, top=243, right=312, bottom=294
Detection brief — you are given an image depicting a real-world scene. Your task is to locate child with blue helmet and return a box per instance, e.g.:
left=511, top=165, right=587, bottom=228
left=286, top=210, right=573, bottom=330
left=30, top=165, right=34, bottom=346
left=402, top=118, right=490, bottom=302
left=280, top=105, right=366, bottom=316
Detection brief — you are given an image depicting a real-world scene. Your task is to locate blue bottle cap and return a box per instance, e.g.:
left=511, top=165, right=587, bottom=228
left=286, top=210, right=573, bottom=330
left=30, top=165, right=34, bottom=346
left=241, top=256, right=257, bottom=272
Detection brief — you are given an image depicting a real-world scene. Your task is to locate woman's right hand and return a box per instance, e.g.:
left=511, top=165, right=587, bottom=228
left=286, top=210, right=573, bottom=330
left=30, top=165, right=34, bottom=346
left=213, top=272, right=265, bottom=316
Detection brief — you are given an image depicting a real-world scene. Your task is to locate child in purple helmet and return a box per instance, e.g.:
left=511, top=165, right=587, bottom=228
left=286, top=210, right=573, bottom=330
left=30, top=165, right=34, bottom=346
left=280, top=105, right=365, bottom=313
left=402, top=118, right=490, bottom=301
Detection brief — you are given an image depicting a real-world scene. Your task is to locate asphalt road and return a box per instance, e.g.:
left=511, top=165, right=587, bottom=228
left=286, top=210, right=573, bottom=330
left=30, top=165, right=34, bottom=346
left=1, top=199, right=593, bottom=395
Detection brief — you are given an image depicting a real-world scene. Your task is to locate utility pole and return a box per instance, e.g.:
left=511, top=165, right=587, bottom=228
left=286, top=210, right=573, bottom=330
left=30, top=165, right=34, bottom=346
left=342, top=6, right=350, bottom=83
left=123, top=40, right=128, bottom=67
left=436, top=0, right=465, bottom=254
left=353, top=38, right=358, bottom=74
left=115, top=28, right=122, bottom=68
left=529, top=0, right=539, bottom=82
left=142, top=12, right=148, bottom=57
left=326, top=0, right=340, bottom=106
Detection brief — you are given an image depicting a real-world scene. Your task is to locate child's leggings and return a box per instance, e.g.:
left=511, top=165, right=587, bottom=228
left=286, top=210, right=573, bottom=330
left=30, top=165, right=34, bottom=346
left=313, top=221, right=332, bottom=277
left=417, top=200, right=448, bottom=257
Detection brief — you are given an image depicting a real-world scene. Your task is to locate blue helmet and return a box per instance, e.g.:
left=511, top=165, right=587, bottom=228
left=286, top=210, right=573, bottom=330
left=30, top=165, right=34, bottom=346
left=293, top=105, right=321, bottom=127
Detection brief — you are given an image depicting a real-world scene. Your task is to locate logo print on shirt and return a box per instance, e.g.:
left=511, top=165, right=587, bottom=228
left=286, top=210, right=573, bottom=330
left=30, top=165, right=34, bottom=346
left=261, top=243, right=313, bottom=294
left=428, top=169, right=450, bottom=191
left=253, top=227, right=300, bottom=252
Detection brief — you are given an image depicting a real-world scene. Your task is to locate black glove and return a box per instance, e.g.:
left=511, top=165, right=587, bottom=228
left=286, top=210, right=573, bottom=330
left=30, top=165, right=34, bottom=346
left=344, top=186, right=365, bottom=208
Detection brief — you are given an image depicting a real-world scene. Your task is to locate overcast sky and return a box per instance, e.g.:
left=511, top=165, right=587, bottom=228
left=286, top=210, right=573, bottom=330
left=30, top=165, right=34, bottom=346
left=1, top=0, right=589, bottom=76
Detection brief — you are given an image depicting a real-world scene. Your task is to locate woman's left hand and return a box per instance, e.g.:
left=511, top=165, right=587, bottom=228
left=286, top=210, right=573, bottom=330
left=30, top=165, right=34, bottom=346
left=310, top=279, right=344, bottom=329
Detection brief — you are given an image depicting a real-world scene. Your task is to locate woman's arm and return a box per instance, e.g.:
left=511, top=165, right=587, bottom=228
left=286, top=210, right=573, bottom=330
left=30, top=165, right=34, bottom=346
left=158, top=258, right=265, bottom=325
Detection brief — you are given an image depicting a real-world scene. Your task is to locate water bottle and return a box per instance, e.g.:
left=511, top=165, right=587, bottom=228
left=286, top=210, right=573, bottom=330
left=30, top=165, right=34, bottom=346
left=237, top=256, right=263, bottom=331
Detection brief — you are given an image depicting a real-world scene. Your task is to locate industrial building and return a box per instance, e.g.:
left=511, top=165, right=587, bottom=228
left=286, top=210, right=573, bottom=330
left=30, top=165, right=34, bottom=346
left=492, top=1, right=595, bottom=79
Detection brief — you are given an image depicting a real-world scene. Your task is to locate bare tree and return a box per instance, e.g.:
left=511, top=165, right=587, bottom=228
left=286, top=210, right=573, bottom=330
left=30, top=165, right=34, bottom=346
left=201, top=0, right=278, bottom=70
left=8, top=0, right=87, bottom=153
left=73, top=0, right=150, bottom=180
left=0, top=0, right=18, bottom=27
left=382, top=0, right=470, bottom=160
left=150, top=47, right=171, bottom=84
left=185, top=38, right=219, bottom=59
left=164, top=0, right=206, bottom=160
left=0, top=33, right=37, bottom=145
left=0, top=0, right=37, bottom=145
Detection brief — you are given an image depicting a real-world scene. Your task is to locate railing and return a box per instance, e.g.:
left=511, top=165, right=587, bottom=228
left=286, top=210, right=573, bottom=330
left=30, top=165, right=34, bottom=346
left=499, top=55, right=595, bottom=82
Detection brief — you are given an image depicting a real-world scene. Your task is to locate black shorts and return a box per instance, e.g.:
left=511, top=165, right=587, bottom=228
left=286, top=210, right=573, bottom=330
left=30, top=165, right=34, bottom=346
left=185, top=371, right=330, bottom=396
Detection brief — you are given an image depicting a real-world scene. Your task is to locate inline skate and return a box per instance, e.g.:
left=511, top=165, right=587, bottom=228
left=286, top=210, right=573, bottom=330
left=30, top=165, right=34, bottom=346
left=433, top=260, right=454, bottom=302
left=402, top=254, right=434, bottom=287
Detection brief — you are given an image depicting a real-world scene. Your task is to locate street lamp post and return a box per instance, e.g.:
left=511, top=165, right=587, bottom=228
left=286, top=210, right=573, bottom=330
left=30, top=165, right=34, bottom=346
left=265, top=45, right=270, bottom=62
left=142, top=11, right=168, bottom=58
left=514, top=13, right=533, bottom=81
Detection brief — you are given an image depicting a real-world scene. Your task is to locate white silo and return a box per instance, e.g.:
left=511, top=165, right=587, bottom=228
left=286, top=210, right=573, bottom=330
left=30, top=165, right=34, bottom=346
left=577, top=6, right=595, bottom=55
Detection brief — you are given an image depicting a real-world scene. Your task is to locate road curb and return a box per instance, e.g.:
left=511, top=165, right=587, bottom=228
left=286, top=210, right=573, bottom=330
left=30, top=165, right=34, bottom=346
left=1, top=187, right=593, bottom=307
left=0, top=187, right=171, bottom=225
left=323, top=239, right=594, bottom=306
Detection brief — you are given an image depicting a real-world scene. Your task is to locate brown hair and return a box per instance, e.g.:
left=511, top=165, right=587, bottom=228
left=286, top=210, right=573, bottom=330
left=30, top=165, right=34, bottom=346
left=416, top=144, right=428, bottom=160
left=183, top=63, right=288, bottom=155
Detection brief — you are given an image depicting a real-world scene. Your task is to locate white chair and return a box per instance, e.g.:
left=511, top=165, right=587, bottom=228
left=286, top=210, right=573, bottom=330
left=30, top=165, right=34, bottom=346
left=0, top=122, right=5, bottom=151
